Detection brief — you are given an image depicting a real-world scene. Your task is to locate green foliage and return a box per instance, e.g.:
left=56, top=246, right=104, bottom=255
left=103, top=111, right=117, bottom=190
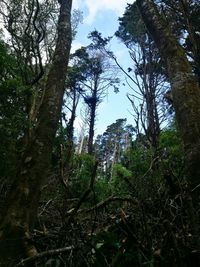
left=95, top=119, right=134, bottom=179
left=116, top=2, right=146, bottom=46
left=110, top=164, right=132, bottom=196
left=159, top=126, right=184, bottom=176
left=91, top=231, right=120, bottom=266
left=91, top=223, right=148, bottom=267
left=94, top=178, right=112, bottom=202
left=0, top=41, right=17, bottom=79
left=0, top=2, right=198, bottom=265
left=69, top=153, right=96, bottom=197
left=0, top=40, right=28, bottom=178
left=122, top=139, right=152, bottom=176
left=70, top=38, right=120, bottom=109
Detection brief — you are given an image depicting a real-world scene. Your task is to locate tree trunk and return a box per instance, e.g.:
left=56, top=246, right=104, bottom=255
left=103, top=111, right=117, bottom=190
left=88, top=81, right=98, bottom=155
left=88, top=104, right=96, bottom=154
left=62, top=89, right=79, bottom=188
left=136, top=0, right=200, bottom=252
left=179, top=0, right=200, bottom=85
left=142, top=38, right=160, bottom=150
left=0, top=0, right=72, bottom=265
left=136, top=0, right=200, bottom=199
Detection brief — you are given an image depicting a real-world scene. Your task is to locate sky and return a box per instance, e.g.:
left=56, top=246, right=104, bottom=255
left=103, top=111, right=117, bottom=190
left=71, top=0, right=135, bottom=136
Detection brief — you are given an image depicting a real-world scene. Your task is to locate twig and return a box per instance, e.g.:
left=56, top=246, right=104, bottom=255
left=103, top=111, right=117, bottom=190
left=191, top=183, right=200, bottom=192
left=140, top=156, right=160, bottom=179
left=39, top=199, right=52, bottom=216
left=15, top=246, right=74, bottom=266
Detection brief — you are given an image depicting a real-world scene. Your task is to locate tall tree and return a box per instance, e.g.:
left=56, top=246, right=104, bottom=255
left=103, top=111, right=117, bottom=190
left=157, top=0, right=200, bottom=84
left=136, top=0, right=200, bottom=195
left=136, top=0, right=200, bottom=250
left=0, top=0, right=82, bottom=142
left=58, top=65, right=83, bottom=188
left=71, top=44, right=119, bottom=154
left=0, top=0, right=72, bottom=265
left=116, top=2, right=168, bottom=151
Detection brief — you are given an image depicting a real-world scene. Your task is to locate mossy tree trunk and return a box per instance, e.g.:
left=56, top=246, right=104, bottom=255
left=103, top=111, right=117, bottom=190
left=136, top=0, right=200, bottom=251
left=136, top=0, right=200, bottom=199
left=0, top=0, right=72, bottom=265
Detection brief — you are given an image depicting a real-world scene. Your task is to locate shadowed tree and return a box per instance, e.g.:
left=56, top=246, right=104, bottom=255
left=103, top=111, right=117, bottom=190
left=0, top=0, right=72, bottom=265
left=157, top=0, right=200, bottom=84
left=136, top=0, right=200, bottom=197
left=57, top=65, right=84, bottom=188
left=0, top=0, right=82, bottom=144
left=136, top=0, right=200, bottom=253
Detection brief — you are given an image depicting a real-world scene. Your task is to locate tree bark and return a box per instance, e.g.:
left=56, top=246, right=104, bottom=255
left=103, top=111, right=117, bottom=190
left=136, top=0, right=200, bottom=199
left=0, top=0, right=72, bottom=265
left=136, top=0, right=200, bottom=253
left=88, top=80, right=98, bottom=155
left=88, top=103, right=96, bottom=154
left=61, top=89, right=79, bottom=190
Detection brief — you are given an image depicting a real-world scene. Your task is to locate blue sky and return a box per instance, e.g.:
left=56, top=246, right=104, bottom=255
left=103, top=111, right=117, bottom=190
left=71, top=0, right=135, bottom=136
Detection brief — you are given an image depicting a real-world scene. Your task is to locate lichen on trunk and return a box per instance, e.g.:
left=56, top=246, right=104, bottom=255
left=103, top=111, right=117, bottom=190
left=136, top=0, right=200, bottom=198
left=0, top=0, right=72, bottom=265
left=136, top=0, right=200, bottom=252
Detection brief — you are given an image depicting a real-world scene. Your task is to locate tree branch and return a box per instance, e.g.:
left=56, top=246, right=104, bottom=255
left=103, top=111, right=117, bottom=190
left=80, top=196, right=138, bottom=213
left=15, top=246, right=74, bottom=266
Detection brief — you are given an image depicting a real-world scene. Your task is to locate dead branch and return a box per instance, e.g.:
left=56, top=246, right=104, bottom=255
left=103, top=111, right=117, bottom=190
left=15, top=246, right=74, bottom=266
left=79, top=196, right=138, bottom=213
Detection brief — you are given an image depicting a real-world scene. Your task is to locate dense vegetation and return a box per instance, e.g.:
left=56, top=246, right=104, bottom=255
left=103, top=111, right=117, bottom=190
left=0, top=0, right=200, bottom=266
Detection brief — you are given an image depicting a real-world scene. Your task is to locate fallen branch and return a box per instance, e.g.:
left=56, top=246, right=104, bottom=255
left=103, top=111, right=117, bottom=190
left=15, top=246, right=74, bottom=266
left=80, top=196, right=138, bottom=213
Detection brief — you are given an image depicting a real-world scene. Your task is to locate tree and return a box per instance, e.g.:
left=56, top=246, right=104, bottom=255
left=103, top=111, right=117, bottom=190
left=0, top=39, right=28, bottom=179
left=0, top=0, right=72, bottom=264
left=0, top=0, right=82, bottom=143
left=57, top=65, right=84, bottom=188
left=116, top=2, right=169, bottom=151
left=0, top=0, right=47, bottom=85
left=94, top=119, right=134, bottom=179
left=157, top=0, right=200, bottom=84
left=71, top=44, right=120, bottom=154
left=136, top=0, right=200, bottom=194
left=136, top=0, right=200, bottom=251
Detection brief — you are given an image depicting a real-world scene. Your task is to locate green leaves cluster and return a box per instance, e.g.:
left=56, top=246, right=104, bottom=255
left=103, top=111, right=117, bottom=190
left=0, top=39, right=28, bottom=178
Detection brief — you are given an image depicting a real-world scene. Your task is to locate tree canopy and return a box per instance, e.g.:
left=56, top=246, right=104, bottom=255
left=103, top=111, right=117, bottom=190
left=0, top=0, right=200, bottom=266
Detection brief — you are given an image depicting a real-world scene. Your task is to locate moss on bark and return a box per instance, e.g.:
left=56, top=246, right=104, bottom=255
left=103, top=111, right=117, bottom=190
left=136, top=0, right=200, bottom=196
left=0, top=0, right=72, bottom=265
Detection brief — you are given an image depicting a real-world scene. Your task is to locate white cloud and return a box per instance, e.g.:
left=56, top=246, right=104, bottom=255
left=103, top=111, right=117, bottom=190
left=71, top=41, right=83, bottom=53
left=82, top=0, right=133, bottom=24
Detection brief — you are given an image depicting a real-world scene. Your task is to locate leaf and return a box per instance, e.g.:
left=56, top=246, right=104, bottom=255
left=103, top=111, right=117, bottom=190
left=96, top=242, right=104, bottom=249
